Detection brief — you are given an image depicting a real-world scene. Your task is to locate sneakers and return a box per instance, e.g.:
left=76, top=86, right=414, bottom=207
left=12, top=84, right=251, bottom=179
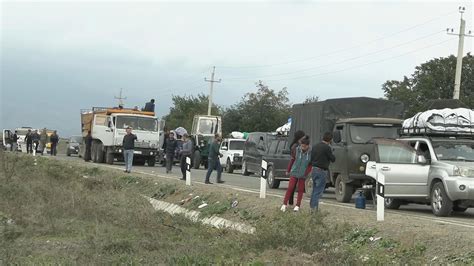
left=280, top=205, right=287, bottom=212
left=293, top=206, right=300, bottom=212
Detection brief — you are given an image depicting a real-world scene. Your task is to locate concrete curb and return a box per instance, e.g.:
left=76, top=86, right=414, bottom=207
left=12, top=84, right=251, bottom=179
left=146, top=197, right=256, bottom=234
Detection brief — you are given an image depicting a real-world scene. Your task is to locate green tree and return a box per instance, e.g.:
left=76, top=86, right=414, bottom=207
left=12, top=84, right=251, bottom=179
left=163, top=94, right=220, bottom=132
left=382, top=53, right=474, bottom=117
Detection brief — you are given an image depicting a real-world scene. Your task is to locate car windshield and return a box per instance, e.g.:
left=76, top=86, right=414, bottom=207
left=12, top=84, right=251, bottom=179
left=198, top=118, right=217, bottom=134
left=432, top=141, right=474, bottom=162
left=229, top=140, right=245, bottom=150
left=16, top=129, right=31, bottom=135
left=350, top=124, right=400, bottom=144
left=70, top=136, right=83, bottom=143
left=116, top=116, right=158, bottom=131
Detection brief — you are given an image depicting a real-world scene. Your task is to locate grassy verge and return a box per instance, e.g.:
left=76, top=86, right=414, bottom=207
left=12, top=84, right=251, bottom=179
left=0, top=151, right=463, bottom=264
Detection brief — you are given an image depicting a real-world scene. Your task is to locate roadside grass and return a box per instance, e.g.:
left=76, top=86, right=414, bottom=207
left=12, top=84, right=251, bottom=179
left=0, top=151, right=442, bottom=264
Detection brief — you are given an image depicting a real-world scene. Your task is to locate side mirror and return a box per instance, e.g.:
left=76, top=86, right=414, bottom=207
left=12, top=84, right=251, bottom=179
left=417, top=155, right=427, bottom=164
left=333, top=131, right=342, bottom=143
left=221, top=146, right=228, bottom=151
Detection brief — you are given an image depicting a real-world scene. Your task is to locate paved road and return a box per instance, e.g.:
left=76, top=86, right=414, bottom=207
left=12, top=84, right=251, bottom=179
left=56, top=154, right=474, bottom=228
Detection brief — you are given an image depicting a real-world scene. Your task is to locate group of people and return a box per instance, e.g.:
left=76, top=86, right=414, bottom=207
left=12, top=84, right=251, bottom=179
left=282, top=130, right=335, bottom=212
left=19, top=128, right=60, bottom=156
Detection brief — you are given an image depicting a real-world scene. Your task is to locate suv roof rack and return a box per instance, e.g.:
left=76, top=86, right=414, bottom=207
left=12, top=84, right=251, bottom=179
left=400, top=127, right=474, bottom=138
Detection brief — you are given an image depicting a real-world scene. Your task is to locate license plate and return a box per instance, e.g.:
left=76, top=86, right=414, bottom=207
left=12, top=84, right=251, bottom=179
left=133, top=151, right=142, bottom=154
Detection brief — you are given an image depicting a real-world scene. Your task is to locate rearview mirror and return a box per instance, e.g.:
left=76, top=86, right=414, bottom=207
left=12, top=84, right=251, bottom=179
left=333, top=131, right=342, bottom=143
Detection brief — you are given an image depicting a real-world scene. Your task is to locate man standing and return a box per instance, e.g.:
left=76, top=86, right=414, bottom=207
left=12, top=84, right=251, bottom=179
left=50, top=131, right=59, bottom=156
left=310, top=132, right=336, bottom=211
left=163, top=131, right=178, bottom=174
left=179, top=133, right=192, bottom=180
left=205, top=134, right=224, bottom=184
left=143, top=99, right=155, bottom=112
left=39, top=128, right=48, bottom=155
left=122, top=127, right=137, bottom=173
left=11, top=131, right=19, bottom=152
left=84, top=131, right=93, bottom=161
left=32, top=130, right=40, bottom=154
left=25, top=129, right=33, bottom=154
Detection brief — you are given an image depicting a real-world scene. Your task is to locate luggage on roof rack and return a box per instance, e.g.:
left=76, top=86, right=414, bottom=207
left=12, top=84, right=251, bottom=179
left=402, top=108, right=474, bottom=136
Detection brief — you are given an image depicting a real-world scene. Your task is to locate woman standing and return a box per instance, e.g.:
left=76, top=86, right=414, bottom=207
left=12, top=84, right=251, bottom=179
left=286, top=130, right=306, bottom=206
left=281, top=137, right=312, bottom=212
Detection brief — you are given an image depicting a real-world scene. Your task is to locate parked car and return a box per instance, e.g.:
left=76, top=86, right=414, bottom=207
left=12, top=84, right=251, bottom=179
left=242, top=132, right=276, bottom=176
left=262, top=135, right=291, bottom=188
left=219, top=138, right=245, bottom=173
left=366, top=137, right=474, bottom=217
left=66, top=135, right=83, bottom=156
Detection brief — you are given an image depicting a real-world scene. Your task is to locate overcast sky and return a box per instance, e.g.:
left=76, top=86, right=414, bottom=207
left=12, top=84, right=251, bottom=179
left=1, top=0, right=472, bottom=136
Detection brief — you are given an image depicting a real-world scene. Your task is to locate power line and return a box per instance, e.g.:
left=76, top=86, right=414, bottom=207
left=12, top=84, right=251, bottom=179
left=217, top=10, right=457, bottom=69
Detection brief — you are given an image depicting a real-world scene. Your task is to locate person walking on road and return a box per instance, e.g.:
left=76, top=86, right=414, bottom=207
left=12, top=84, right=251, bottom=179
left=122, top=127, right=137, bottom=173
left=25, top=129, right=33, bottom=154
left=205, top=134, right=224, bottom=184
left=50, top=131, right=59, bottom=156
left=179, top=133, right=192, bottom=180
left=32, top=130, right=40, bottom=154
left=281, top=137, right=312, bottom=212
left=310, top=132, right=336, bottom=212
left=84, top=131, right=93, bottom=162
left=286, top=130, right=306, bottom=206
left=11, top=131, right=19, bottom=152
left=143, top=99, right=155, bottom=112
left=39, top=128, right=48, bottom=155
left=163, top=131, right=178, bottom=174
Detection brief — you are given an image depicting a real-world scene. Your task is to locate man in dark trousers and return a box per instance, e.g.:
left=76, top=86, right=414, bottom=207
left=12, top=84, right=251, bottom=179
left=31, top=130, right=40, bottom=154
left=205, top=134, right=224, bottom=184
left=179, top=133, right=193, bottom=180
left=25, top=129, right=33, bottom=154
left=310, top=132, right=336, bottom=211
left=50, top=131, right=59, bottom=156
left=11, top=131, right=19, bottom=152
left=163, top=131, right=178, bottom=174
left=84, top=131, right=93, bottom=161
left=143, top=99, right=155, bottom=112
left=123, top=127, right=137, bottom=173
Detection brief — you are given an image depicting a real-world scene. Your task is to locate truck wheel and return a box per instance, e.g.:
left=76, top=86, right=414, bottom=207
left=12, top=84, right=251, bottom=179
left=193, top=151, right=201, bottom=169
left=335, top=175, right=354, bottom=203
left=106, top=149, right=114, bottom=165
left=91, top=142, right=98, bottom=162
left=241, top=160, right=250, bottom=176
left=266, top=166, right=280, bottom=189
left=384, top=198, right=401, bottom=209
left=96, top=142, right=104, bottom=163
left=431, top=182, right=453, bottom=217
left=226, top=158, right=234, bottom=173
left=147, top=157, right=156, bottom=167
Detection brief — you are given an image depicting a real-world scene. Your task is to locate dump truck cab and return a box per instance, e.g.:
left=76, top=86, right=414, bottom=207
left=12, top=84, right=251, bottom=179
left=191, top=115, right=222, bottom=169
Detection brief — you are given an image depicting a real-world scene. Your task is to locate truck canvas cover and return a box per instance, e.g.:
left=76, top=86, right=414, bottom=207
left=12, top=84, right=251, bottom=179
left=289, top=97, right=404, bottom=142
left=402, top=108, right=474, bottom=134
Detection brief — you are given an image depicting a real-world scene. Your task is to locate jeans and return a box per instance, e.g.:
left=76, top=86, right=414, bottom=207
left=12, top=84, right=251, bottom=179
left=123, top=149, right=134, bottom=172
left=310, top=167, right=328, bottom=210
left=166, top=153, right=174, bottom=173
left=205, top=158, right=222, bottom=183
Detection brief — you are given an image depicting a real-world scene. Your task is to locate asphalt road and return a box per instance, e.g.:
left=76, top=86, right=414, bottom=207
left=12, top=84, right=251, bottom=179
left=56, top=154, right=474, bottom=228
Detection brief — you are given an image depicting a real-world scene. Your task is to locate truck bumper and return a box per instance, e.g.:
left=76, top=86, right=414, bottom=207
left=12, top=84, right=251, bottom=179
left=113, top=147, right=158, bottom=157
left=232, top=156, right=243, bottom=167
left=444, top=176, right=474, bottom=202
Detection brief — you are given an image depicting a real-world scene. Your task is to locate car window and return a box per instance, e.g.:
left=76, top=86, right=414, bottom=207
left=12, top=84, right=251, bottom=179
left=221, top=141, right=228, bottom=149
left=377, top=140, right=417, bottom=164
left=229, top=140, right=244, bottom=150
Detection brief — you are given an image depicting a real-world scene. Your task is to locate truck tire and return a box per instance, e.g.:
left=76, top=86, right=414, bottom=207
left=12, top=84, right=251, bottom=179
left=96, top=142, right=104, bottom=163
left=335, top=175, right=354, bottom=203
left=226, top=158, right=234, bottom=173
left=106, top=148, right=114, bottom=165
left=91, top=142, right=98, bottom=163
left=147, top=157, right=156, bottom=167
left=431, top=182, right=453, bottom=217
left=241, top=160, right=250, bottom=176
left=384, top=198, right=401, bottom=209
left=193, top=151, right=201, bottom=169
left=266, top=166, right=280, bottom=189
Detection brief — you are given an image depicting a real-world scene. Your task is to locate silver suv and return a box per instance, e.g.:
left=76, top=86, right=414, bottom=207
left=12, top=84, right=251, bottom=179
left=366, top=137, right=474, bottom=217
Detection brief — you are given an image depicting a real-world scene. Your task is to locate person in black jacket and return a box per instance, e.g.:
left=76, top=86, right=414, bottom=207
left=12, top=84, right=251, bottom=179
left=143, top=99, right=155, bottom=112
left=84, top=131, right=93, bottom=161
left=310, top=132, right=336, bottom=211
left=123, top=127, right=137, bottom=173
left=163, top=131, right=178, bottom=174
left=31, top=130, right=40, bottom=154
left=50, top=131, right=59, bottom=156
left=11, top=131, right=19, bottom=152
left=25, top=129, right=33, bottom=154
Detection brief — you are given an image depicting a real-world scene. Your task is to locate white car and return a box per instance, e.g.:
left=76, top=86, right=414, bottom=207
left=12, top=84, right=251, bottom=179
left=219, top=138, right=245, bottom=173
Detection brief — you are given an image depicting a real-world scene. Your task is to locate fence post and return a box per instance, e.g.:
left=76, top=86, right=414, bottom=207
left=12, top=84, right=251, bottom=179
left=260, top=160, right=267, bottom=199
left=376, top=174, right=385, bottom=221
left=186, top=156, right=191, bottom=186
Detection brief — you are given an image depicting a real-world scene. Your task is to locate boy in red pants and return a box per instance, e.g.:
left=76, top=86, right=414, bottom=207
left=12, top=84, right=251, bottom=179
left=281, top=137, right=312, bottom=212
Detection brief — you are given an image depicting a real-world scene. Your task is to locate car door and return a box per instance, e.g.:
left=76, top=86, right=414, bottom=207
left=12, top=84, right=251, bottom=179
left=374, top=139, right=430, bottom=198
left=272, top=138, right=290, bottom=177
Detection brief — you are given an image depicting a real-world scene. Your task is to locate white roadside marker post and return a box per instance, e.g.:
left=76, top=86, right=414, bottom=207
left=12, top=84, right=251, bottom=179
left=376, top=174, right=385, bottom=221
left=260, top=160, right=267, bottom=199
left=33, top=143, right=36, bottom=157
left=186, top=156, right=191, bottom=186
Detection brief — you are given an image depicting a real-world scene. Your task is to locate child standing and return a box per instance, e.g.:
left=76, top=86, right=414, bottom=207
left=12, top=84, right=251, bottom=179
left=281, top=137, right=312, bottom=212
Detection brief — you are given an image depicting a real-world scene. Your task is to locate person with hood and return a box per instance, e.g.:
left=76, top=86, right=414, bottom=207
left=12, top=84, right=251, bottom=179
left=163, top=131, right=178, bottom=174
left=39, top=128, right=48, bottom=155
left=281, top=136, right=312, bottom=212
left=286, top=130, right=306, bottom=206
left=25, top=129, right=33, bottom=154
left=49, top=131, right=59, bottom=156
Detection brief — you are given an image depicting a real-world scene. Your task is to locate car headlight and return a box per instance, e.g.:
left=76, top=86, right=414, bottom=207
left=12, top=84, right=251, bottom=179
left=360, top=154, right=370, bottom=163
left=453, top=166, right=473, bottom=177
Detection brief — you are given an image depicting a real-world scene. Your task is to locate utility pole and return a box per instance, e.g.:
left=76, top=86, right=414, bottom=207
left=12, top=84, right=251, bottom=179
left=204, top=66, right=221, bottom=115
left=114, top=88, right=127, bottom=107
left=447, top=6, right=473, bottom=100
